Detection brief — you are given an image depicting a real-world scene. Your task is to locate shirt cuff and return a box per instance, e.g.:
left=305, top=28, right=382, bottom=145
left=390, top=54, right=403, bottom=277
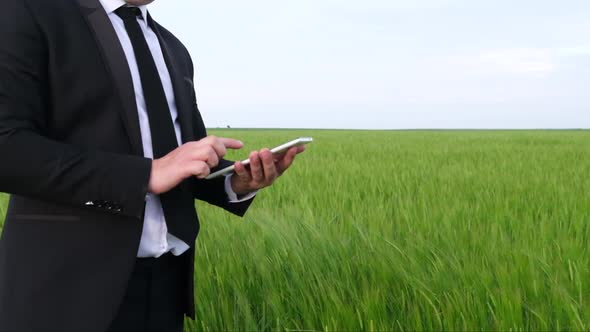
left=224, top=174, right=257, bottom=203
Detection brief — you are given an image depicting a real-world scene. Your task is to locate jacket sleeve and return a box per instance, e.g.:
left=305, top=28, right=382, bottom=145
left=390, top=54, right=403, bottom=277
left=0, top=0, right=151, bottom=220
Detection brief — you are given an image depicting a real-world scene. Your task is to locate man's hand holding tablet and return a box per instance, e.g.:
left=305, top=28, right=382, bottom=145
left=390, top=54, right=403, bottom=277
left=225, top=137, right=312, bottom=195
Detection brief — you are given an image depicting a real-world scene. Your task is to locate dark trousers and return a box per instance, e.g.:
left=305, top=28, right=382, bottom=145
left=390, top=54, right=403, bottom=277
left=108, top=252, right=188, bottom=332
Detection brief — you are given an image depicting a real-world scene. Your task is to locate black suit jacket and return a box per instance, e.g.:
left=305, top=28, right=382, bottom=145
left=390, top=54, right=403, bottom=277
left=0, top=0, right=252, bottom=330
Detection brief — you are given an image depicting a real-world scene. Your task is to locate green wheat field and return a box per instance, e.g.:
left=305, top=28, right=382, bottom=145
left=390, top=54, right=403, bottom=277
left=1, top=130, right=589, bottom=331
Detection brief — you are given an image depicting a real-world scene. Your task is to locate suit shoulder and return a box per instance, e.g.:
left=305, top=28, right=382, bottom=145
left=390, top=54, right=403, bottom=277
left=6, top=0, right=77, bottom=27
left=153, top=23, right=177, bottom=42
left=16, top=0, right=70, bottom=12
left=151, top=20, right=195, bottom=76
left=153, top=22, right=191, bottom=57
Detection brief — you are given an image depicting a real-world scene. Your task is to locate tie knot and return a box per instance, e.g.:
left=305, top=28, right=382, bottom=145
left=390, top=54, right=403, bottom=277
left=115, top=6, right=142, bottom=21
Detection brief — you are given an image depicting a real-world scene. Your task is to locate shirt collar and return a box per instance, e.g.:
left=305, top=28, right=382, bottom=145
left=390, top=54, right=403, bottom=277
left=98, top=0, right=149, bottom=21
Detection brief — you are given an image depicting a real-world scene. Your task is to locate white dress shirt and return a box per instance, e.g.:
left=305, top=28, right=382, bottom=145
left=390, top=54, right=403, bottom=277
left=98, top=0, right=255, bottom=258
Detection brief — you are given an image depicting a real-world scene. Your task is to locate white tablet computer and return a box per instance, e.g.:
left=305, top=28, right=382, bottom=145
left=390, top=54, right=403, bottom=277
left=205, top=137, right=313, bottom=179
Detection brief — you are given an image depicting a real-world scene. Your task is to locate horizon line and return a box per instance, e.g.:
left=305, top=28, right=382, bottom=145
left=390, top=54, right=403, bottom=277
left=207, top=127, right=590, bottom=131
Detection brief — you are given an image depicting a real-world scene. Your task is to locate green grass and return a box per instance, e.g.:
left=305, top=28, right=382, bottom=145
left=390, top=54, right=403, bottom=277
left=0, top=193, right=7, bottom=232
left=1, top=130, right=589, bottom=331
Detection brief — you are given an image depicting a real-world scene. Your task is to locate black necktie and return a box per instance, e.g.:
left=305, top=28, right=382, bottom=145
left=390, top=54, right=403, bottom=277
left=116, top=7, right=197, bottom=244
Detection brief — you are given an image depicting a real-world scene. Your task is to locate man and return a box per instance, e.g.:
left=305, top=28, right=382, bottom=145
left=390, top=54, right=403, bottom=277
left=0, top=0, right=304, bottom=331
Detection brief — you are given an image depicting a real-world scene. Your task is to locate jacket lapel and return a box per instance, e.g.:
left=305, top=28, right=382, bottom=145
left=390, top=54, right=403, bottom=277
left=76, top=0, right=144, bottom=156
left=148, top=17, right=196, bottom=143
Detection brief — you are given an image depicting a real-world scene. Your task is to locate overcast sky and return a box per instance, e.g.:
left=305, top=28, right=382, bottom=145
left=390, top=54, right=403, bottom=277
left=150, top=0, right=589, bottom=129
